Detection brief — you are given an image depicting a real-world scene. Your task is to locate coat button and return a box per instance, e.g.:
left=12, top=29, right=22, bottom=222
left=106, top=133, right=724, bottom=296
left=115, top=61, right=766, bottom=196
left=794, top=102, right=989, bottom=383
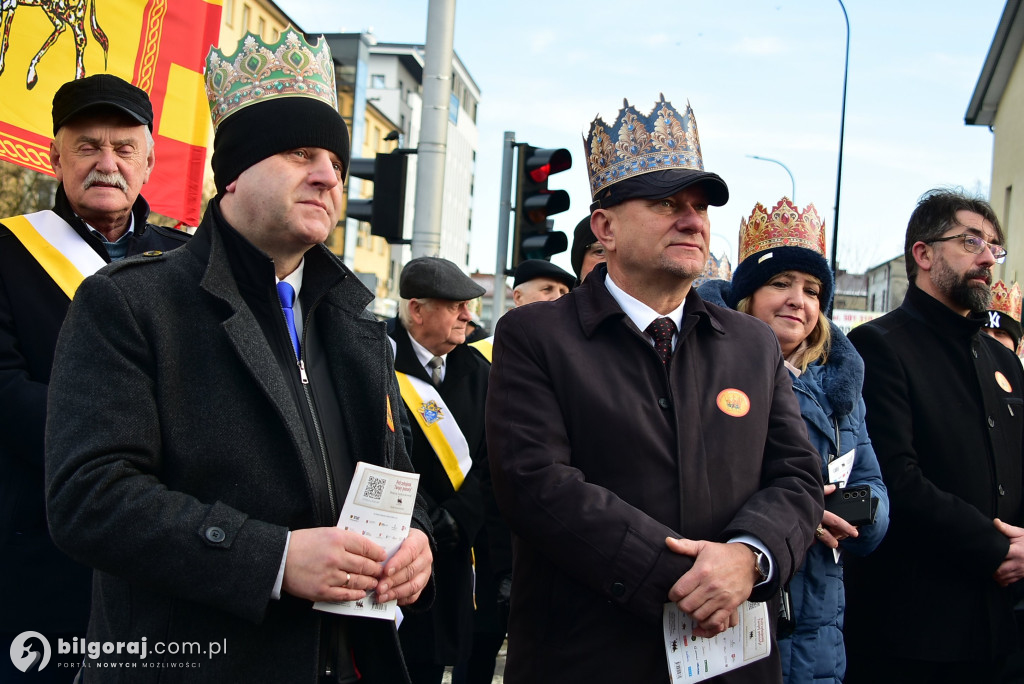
left=610, top=581, right=626, bottom=597
left=988, top=416, right=996, bottom=428
left=142, top=250, right=163, bottom=257
left=972, top=347, right=979, bottom=358
left=658, top=397, right=671, bottom=410
left=999, top=484, right=1007, bottom=496
left=205, top=526, right=226, bottom=543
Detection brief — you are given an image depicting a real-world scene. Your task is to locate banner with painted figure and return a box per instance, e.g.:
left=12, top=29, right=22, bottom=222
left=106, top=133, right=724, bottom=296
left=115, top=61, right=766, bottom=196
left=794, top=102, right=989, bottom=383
left=0, top=0, right=222, bottom=225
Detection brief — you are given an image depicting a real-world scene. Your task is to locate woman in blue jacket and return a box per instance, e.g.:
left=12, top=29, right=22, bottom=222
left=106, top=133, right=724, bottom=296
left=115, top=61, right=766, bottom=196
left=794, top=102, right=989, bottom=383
left=698, top=197, right=889, bottom=684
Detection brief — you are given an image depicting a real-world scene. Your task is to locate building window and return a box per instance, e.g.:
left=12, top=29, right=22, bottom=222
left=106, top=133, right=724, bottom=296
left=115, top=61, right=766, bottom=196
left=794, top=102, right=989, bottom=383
left=241, top=4, right=250, bottom=32
left=371, top=74, right=386, bottom=89
left=257, top=17, right=265, bottom=38
left=224, top=0, right=234, bottom=26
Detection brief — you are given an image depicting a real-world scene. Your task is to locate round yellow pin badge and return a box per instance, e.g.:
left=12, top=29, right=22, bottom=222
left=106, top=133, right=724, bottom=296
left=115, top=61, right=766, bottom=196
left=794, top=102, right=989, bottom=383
left=716, top=389, right=751, bottom=417
left=995, top=371, right=1013, bottom=393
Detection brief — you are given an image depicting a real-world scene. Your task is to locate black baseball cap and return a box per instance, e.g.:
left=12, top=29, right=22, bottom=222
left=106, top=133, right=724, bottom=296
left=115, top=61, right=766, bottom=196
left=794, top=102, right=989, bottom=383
left=52, top=74, right=154, bottom=134
left=513, top=259, right=575, bottom=290
left=589, top=168, right=729, bottom=211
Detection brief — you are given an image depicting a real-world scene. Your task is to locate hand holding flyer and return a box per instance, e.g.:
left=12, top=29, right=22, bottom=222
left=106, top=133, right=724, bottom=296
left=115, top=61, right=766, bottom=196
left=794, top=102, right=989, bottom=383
left=314, top=462, right=420, bottom=621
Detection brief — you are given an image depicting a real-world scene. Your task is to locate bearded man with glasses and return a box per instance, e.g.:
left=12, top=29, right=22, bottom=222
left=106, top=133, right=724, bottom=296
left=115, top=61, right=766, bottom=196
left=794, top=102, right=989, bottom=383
left=845, top=188, right=1024, bottom=683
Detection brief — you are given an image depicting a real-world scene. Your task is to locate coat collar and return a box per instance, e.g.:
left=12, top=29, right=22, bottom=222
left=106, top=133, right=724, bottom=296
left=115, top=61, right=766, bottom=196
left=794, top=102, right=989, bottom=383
left=53, top=183, right=153, bottom=259
left=902, top=280, right=986, bottom=340
left=574, top=263, right=721, bottom=340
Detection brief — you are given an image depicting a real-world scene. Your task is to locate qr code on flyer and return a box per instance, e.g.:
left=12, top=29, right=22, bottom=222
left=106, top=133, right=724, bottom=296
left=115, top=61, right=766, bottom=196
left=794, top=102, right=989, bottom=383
left=363, top=475, right=386, bottom=501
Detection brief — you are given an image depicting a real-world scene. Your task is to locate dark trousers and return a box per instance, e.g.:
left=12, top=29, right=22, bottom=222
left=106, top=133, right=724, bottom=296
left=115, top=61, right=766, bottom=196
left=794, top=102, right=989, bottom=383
left=405, top=661, right=445, bottom=684
left=451, top=630, right=505, bottom=684
left=846, top=650, right=1006, bottom=684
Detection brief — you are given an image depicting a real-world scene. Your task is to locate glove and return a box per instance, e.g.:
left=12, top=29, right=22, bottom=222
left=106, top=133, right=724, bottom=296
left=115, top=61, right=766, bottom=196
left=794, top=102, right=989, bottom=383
left=429, top=506, right=460, bottom=553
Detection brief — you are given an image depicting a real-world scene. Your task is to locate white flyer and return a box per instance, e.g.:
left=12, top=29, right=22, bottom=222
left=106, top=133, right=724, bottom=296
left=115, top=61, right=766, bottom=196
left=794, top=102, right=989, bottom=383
left=663, top=600, right=771, bottom=682
left=828, top=448, right=856, bottom=488
left=313, top=462, right=420, bottom=621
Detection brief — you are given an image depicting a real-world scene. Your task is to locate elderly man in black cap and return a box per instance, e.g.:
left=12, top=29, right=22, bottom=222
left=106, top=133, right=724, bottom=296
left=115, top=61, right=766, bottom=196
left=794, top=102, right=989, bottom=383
left=511, top=258, right=575, bottom=307
left=486, top=95, right=823, bottom=684
left=0, top=73, right=189, bottom=682
left=44, top=30, right=432, bottom=682
left=390, top=256, right=490, bottom=684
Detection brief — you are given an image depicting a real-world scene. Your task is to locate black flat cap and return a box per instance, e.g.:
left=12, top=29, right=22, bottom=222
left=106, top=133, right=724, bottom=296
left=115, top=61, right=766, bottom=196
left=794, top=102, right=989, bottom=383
left=513, top=259, right=575, bottom=290
left=400, top=257, right=485, bottom=300
left=590, top=168, right=729, bottom=211
left=52, top=74, right=154, bottom=134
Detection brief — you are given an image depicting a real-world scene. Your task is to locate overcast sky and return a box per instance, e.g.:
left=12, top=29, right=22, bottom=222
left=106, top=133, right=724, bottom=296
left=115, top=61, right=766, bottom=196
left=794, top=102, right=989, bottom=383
left=283, top=0, right=1005, bottom=275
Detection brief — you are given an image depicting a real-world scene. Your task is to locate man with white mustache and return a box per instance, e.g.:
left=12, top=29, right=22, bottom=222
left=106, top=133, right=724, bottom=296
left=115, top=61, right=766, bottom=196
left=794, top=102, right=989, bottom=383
left=0, top=74, right=188, bottom=682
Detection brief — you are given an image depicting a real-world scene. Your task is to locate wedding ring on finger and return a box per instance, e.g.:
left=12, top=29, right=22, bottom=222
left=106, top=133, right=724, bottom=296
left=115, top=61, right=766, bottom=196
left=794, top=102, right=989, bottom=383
left=342, top=572, right=351, bottom=587
left=815, top=525, right=826, bottom=538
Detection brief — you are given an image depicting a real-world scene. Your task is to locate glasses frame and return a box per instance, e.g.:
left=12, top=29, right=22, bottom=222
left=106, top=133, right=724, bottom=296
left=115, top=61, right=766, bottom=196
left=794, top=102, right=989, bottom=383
left=926, top=233, right=1007, bottom=263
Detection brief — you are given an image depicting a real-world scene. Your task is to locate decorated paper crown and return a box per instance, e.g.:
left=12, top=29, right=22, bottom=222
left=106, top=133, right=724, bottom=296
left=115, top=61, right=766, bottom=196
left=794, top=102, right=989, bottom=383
left=989, top=280, right=1023, bottom=322
left=584, top=94, right=704, bottom=199
left=738, top=197, right=826, bottom=263
left=205, top=28, right=338, bottom=130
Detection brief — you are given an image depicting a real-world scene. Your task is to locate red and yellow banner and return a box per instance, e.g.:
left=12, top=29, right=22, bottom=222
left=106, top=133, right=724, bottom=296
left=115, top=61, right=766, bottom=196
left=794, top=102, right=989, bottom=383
left=0, top=0, right=222, bottom=226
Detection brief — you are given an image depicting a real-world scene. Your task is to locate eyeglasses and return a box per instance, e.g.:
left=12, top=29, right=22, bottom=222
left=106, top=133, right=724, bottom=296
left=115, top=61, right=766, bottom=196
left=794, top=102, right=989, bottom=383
left=926, top=233, right=1007, bottom=263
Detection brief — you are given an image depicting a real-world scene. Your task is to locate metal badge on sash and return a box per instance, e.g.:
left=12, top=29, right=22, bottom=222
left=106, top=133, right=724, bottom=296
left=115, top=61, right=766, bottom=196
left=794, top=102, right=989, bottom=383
left=3, top=211, right=106, bottom=298
left=395, top=371, right=473, bottom=490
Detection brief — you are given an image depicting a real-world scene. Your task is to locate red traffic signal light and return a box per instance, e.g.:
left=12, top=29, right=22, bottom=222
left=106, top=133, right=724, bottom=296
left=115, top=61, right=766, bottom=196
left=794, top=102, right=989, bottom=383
left=513, top=145, right=572, bottom=266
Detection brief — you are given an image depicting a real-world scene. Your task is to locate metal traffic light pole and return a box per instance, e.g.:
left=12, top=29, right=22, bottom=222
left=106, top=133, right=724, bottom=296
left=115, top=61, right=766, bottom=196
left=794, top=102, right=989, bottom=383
left=492, top=131, right=515, bottom=325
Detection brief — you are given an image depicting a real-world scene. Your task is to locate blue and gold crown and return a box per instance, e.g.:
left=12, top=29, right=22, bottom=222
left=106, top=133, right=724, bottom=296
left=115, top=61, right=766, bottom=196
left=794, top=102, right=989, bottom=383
left=205, top=28, right=338, bottom=130
left=584, top=94, right=705, bottom=199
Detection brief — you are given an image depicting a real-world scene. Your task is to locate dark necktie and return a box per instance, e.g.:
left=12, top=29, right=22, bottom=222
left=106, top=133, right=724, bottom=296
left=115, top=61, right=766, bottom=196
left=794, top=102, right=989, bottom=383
left=427, top=356, right=443, bottom=387
left=645, top=317, right=677, bottom=366
left=276, top=282, right=301, bottom=360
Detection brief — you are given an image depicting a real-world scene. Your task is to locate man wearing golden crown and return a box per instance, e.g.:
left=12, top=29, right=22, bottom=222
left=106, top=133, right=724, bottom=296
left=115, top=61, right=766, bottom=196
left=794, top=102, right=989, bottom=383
left=0, top=73, right=191, bottom=682
left=983, top=279, right=1023, bottom=355
left=845, top=189, right=1024, bottom=683
left=486, top=95, right=823, bottom=683
left=43, top=29, right=433, bottom=682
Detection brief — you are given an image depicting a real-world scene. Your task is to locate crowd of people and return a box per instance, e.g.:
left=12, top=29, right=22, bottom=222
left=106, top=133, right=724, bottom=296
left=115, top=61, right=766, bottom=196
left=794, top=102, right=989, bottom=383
left=2, top=25, right=1023, bottom=684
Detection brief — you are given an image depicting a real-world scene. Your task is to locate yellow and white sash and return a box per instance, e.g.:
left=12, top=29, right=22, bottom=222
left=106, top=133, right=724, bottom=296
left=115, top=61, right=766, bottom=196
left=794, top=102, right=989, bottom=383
left=395, top=371, right=473, bottom=490
left=2, top=211, right=106, bottom=299
left=469, top=335, right=494, bottom=363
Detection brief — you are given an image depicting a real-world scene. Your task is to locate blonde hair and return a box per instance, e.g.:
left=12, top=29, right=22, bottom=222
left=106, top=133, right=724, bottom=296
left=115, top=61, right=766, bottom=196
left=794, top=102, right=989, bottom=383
left=736, top=288, right=832, bottom=372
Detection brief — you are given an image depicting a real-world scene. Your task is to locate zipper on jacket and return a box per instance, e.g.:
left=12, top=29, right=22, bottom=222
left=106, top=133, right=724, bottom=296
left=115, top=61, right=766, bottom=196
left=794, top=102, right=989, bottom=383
left=279, top=292, right=338, bottom=522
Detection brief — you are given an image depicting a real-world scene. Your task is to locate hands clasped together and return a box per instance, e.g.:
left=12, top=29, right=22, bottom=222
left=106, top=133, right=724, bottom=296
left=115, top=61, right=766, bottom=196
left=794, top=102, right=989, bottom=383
left=665, top=537, right=758, bottom=639
left=282, top=527, right=432, bottom=606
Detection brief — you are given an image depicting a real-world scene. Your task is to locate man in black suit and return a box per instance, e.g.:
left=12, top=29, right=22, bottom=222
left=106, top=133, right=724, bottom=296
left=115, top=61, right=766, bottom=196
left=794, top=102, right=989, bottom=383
left=390, top=257, right=489, bottom=684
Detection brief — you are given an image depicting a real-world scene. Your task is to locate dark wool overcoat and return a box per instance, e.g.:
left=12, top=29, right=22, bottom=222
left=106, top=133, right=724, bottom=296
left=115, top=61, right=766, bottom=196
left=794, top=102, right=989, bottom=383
left=845, top=282, right=1024, bottom=663
left=391, top=318, right=489, bottom=665
left=44, top=203, right=431, bottom=683
left=0, top=187, right=189, bottom=636
left=486, top=266, right=824, bottom=684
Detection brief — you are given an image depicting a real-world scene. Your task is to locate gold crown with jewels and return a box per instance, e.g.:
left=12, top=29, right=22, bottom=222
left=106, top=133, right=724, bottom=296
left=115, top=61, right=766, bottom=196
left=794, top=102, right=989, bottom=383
left=738, top=197, right=826, bottom=263
left=989, top=280, right=1022, bottom=322
left=205, top=28, right=338, bottom=130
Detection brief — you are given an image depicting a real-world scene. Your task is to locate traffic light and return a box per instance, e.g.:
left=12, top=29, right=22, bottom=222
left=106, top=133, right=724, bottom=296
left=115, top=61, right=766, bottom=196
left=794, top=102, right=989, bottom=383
left=512, top=144, right=571, bottom=266
left=346, top=152, right=409, bottom=243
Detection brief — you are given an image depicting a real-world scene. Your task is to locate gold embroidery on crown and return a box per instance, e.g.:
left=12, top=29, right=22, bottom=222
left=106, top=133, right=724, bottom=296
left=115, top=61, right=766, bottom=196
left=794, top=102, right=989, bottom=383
left=990, top=280, right=1023, bottom=321
left=738, top=197, right=827, bottom=263
left=583, top=94, right=705, bottom=199
left=204, top=27, right=338, bottom=130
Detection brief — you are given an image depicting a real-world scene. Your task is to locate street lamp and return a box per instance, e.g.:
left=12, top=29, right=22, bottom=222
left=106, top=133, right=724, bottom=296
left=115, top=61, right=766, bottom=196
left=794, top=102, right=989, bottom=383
left=831, top=0, right=850, bottom=276
left=746, top=155, right=795, bottom=202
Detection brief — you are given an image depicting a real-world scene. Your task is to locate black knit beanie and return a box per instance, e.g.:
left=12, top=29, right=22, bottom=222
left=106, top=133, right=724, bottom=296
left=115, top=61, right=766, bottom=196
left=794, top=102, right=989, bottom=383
left=211, top=96, right=350, bottom=193
left=727, top=245, right=834, bottom=311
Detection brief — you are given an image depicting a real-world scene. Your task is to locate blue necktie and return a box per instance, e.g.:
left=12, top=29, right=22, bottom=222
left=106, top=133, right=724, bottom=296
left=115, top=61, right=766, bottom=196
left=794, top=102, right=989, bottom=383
left=276, top=282, right=301, bottom=360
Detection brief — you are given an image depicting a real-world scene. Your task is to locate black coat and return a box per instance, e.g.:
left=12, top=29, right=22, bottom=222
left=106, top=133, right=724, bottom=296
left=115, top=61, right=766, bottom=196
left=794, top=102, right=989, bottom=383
left=0, top=188, right=189, bottom=634
left=486, top=268, right=824, bottom=683
left=44, top=203, right=430, bottom=682
left=391, top=319, right=489, bottom=665
left=845, top=282, right=1024, bottom=662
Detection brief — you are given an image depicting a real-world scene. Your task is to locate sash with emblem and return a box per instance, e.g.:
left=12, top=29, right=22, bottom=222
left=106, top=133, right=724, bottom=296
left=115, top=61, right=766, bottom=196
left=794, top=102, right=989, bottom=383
left=2, top=211, right=106, bottom=299
left=469, top=336, right=494, bottom=363
left=395, top=371, right=473, bottom=490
